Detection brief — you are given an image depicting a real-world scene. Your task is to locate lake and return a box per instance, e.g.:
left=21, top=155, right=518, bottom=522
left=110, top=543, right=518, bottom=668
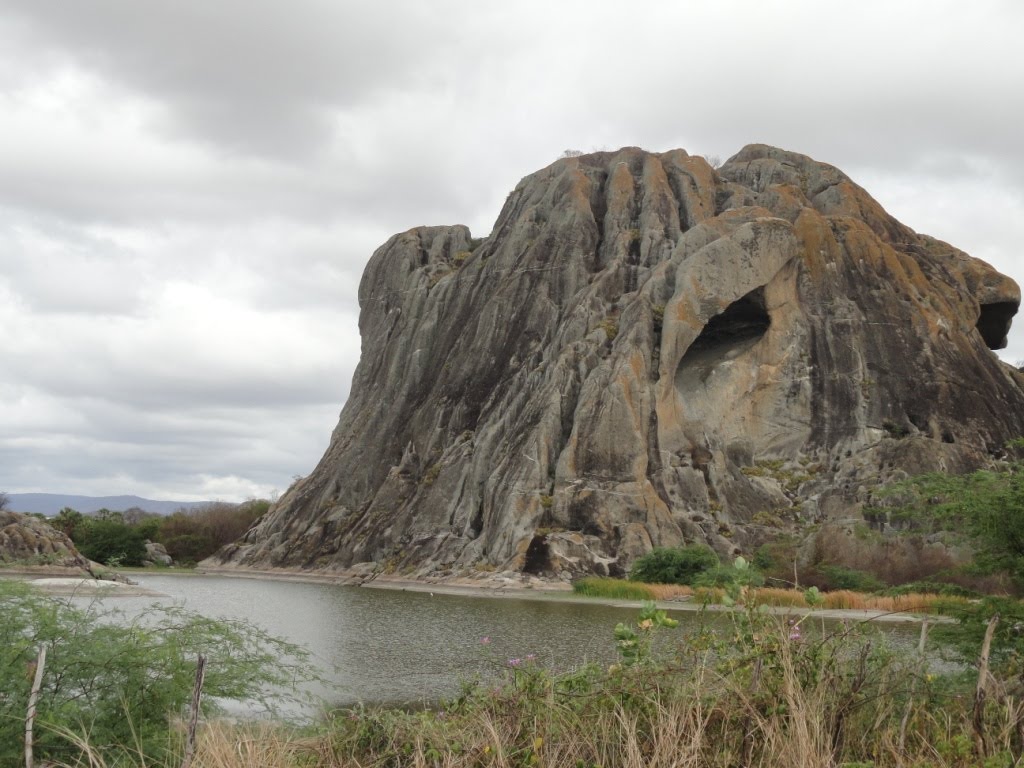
left=87, top=573, right=923, bottom=716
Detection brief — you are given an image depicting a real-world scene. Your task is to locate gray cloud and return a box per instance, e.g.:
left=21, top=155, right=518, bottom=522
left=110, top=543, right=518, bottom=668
left=1, top=0, right=1022, bottom=501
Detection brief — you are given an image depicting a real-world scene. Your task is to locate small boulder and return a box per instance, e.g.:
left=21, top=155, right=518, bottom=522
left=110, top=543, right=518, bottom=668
left=144, top=540, right=173, bottom=566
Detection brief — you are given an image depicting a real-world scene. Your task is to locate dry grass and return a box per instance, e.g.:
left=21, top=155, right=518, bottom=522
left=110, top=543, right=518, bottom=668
left=748, top=586, right=809, bottom=607
left=638, top=581, right=966, bottom=618
left=643, top=582, right=693, bottom=601
left=191, top=721, right=328, bottom=768
left=579, top=576, right=967, bottom=616
left=50, top=610, right=1024, bottom=768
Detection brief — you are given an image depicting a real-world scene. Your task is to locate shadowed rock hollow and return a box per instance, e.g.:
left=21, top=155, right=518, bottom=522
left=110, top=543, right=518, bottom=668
left=212, top=145, right=1024, bottom=579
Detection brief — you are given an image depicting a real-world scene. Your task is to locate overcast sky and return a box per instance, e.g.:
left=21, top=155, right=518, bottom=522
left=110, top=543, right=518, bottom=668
left=1, top=1, right=1022, bottom=502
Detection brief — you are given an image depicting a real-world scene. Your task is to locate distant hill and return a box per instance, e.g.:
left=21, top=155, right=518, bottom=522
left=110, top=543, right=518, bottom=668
left=4, top=493, right=212, bottom=517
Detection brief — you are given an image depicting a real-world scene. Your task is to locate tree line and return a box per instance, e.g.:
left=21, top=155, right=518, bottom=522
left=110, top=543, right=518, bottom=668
left=48, top=499, right=270, bottom=567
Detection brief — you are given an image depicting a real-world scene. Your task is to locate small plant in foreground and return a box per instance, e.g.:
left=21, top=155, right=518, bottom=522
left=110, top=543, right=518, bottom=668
left=613, top=600, right=679, bottom=666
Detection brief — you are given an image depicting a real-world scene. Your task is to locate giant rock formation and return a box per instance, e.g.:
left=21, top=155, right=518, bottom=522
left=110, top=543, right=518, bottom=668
left=213, top=145, right=1024, bottom=580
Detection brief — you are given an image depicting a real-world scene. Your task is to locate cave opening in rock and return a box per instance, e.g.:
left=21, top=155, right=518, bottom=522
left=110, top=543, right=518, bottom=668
left=677, top=287, right=771, bottom=385
left=976, top=301, right=1017, bottom=350
left=523, top=534, right=552, bottom=575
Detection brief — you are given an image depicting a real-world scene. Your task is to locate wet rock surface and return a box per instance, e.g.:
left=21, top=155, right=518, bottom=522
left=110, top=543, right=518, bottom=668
left=210, top=144, right=1024, bottom=579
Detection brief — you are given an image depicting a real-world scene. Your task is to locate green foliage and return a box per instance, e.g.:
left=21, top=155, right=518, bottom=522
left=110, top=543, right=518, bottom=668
left=882, top=419, right=911, bottom=438
left=651, top=303, right=665, bottom=325
left=0, top=579, right=317, bottom=765
left=73, top=517, right=148, bottom=566
left=613, top=600, right=678, bottom=666
left=931, top=595, right=1024, bottom=671
left=156, top=499, right=268, bottom=564
left=629, top=544, right=719, bottom=585
left=597, top=317, right=619, bottom=341
left=881, top=580, right=979, bottom=598
left=752, top=537, right=799, bottom=584
left=885, top=458, right=1024, bottom=585
left=160, top=532, right=213, bottom=564
left=421, top=463, right=441, bottom=486
left=52, top=506, right=84, bottom=538
left=694, top=560, right=765, bottom=590
left=817, top=564, right=886, bottom=592
left=326, top=602, right=959, bottom=768
left=572, top=576, right=655, bottom=600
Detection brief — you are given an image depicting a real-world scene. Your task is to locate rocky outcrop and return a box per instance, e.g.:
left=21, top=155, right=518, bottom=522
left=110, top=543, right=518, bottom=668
left=211, top=144, right=1024, bottom=579
left=144, top=540, right=173, bottom=566
left=0, top=511, right=91, bottom=569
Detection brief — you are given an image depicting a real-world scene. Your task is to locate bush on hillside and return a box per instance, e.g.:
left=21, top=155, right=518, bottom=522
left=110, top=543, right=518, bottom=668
left=694, top=562, right=765, bottom=590
left=816, top=564, right=886, bottom=592
left=629, top=544, right=719, bottom=585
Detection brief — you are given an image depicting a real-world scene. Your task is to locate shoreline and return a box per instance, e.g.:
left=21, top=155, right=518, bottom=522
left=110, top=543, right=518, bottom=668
left=2, top=563, right=945, bottom=623
left=0, top=569, right=167, bottom=597
left=194, top=564, right=938, bottom=624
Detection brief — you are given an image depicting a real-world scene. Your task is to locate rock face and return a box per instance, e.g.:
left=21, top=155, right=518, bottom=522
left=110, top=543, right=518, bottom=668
left=144, top=540, right=173, bottom=567
left=0, top=511, right=91, bottom=569
left=212, top=145, right=1024, bottom=579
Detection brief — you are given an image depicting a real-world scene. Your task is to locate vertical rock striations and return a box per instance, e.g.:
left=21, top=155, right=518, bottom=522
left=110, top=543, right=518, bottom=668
left=212, top=145, right=1024, bottom=579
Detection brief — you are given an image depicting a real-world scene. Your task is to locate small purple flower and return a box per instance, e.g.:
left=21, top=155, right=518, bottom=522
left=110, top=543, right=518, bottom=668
left=481, top=636, right=491, bottom=645
left=787, top=619, right=801, bottom=641
left=525, top=653, right=537, bottom=662
left=508, top=658, right=522, bottom=667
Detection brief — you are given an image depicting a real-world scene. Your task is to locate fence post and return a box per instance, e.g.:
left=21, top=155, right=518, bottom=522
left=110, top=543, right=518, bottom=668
left=180, top=654, right=207, bottom=768
left=24, top=645, right=47, bottom=768
left=973, top=614, right=1000, bottom=757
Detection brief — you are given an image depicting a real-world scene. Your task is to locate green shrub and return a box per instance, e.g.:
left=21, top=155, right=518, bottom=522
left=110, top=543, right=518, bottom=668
left=0, top=580, right=316, bottom=765
left=598, top=318, right=619, bottom=341
left=629, top=544, right=719, bottom=585
left=156, top=499, right=268, bottom=564
left=694, top=563, right=765, bottom=589
left=882, top=580, right=980, bottom=598
left=72, top=518, right=147, bottom=566
left=818, top=564, right=886, bottom=592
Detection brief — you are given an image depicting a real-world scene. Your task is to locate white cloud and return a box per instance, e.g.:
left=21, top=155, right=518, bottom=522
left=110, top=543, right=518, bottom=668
left=0, top=0, right=1022, bottom=500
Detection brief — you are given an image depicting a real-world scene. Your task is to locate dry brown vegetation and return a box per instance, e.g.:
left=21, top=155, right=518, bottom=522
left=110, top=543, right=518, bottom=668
left=49, top=610, right=1024, bottom=768
left=579, top=577, right=970, bottom=615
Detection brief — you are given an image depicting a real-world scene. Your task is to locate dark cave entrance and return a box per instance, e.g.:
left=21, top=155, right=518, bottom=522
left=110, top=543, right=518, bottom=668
left=676, top=287, right=771, bottom=386
left=522, top=534, right=552, bottom=575
left=976, top=301, right=1017, bottom=350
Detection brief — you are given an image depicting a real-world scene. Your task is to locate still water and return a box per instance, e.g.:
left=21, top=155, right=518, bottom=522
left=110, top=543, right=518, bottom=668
left=118, top=575, right=646, bottom=711
left=98, top=574, right=921, bottom=715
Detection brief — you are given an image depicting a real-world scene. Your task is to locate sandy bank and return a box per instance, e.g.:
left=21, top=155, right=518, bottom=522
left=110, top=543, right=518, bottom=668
left=0, top=571, right=167, bottom=597
left=197, top=564, right=938, bottom=624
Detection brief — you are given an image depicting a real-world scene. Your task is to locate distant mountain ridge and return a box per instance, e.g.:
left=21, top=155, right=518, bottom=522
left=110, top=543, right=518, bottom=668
left=5, top=493, right=211, bottom=516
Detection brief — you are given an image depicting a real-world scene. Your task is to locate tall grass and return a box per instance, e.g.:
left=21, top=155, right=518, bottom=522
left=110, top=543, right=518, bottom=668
left=573, top=577, right=971, bottom=615
left=54, top=608, right=1023, bottom=767
left=572, top=577, right=656, bottom=600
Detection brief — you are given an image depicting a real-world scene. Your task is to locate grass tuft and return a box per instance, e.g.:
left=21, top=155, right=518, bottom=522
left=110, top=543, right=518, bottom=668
left=572, top=577, right=655, bottom=600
